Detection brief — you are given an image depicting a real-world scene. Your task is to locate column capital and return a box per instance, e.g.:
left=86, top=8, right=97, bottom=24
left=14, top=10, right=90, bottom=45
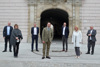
left=72, top=0, right=82, bottom=7
left=28, top=3, right=37, bottom=6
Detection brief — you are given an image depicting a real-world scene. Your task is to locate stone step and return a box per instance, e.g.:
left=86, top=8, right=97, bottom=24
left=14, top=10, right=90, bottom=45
left=0, top=60, right=99, bottom=67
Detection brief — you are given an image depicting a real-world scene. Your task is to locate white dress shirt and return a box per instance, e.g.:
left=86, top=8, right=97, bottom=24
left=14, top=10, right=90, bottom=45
left=63, top=27, right=66, bottom=35
left=7, top=26, right=10, bottom=35
left=34, top=27, right=37, bottom=35
left=90, top=30, right=93, bottom=40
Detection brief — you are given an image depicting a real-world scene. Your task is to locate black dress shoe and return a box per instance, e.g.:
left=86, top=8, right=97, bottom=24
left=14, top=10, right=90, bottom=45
left=2, top=50, right=7, bottom=52
left=46, top=56, right=51, bottom=59
left=62, top=50, right=65, bottom=51
left=36, top=50, right=39, bottom=52
left=91, top=52, right=94, bottom=55
left=86, top=52, right=90, bottom=54
left=91, top=51, right=94, bottom=55
left=31, top=50, right=33, bottom=52
left=42, top=57, right=45, bottom=59
left=91, top=53, right=94, bottom=55
left=9, top=50, right=12, bottom=52
left=14, top=56, right=18, bottom=58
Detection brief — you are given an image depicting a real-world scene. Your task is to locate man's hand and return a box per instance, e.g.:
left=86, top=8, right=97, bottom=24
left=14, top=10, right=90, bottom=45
left=16, top=37, right=19, bottom=40
left=42, top=41, right=45, bottom=44
left=88, top=34, right=91, bottom=36
left=3, top=37, right=5, bottom=39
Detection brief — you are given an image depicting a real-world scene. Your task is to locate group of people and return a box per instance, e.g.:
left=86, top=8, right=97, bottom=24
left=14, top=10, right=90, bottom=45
left=62, top=23, right=96, bottom=58
left=2, top=22, right=97, bottom=59
left=2, top=23, right=23, bottom=57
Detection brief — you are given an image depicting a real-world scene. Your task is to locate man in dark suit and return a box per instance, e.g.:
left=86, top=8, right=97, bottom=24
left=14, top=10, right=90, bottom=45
left=62, top=22, right=69, bottom=52
left=3, top=22, right=13, bottom=52
left=31, top=24, right=39, bottom=52
left=86, top=26, right=97, bottom=55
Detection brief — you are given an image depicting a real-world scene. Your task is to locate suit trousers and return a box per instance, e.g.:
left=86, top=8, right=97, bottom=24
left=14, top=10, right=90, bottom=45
left=75, top=47, right=80, bottom=56
left=87, top=40, right=95, bottom=54
left=62, top=35, right=68, bottom=51
left=31, top=35, right=38, bottom=51
left=43, top=41, right=51, bottom=57
left=13, top=42, right=20, bottom=57
left=4, top=35, right=12, bottom=51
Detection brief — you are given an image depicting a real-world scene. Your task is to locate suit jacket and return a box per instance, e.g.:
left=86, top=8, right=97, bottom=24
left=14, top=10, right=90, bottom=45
left=42, top=27, right=53, bottom=42
left=87, top=29, right=97, bottom=42
left=62, top=26, right=69, bottom=38
left=31, top=27, right=39, bottom=36
left=3, top=26, right=13, bottom=37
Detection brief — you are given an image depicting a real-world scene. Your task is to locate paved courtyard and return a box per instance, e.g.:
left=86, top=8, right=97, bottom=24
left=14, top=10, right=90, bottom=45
left=0, top=41, right=100, bottom=67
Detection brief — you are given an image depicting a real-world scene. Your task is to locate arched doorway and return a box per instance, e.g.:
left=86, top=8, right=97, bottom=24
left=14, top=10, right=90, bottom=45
left=40, top=8, right=69, bottom=40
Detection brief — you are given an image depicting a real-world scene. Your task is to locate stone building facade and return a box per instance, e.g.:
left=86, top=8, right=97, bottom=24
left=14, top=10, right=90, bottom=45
left=0, top=0, right=99, bottom=44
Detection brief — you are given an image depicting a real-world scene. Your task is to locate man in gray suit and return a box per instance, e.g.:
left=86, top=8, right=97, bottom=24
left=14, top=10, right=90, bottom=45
left=86, top=26, right=97, bottom=55
left=42, top=22, right=53, bottom=59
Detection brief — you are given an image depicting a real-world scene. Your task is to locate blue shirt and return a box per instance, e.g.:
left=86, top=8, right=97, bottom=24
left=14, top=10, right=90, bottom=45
left=47, top=27, right=50, bottom=31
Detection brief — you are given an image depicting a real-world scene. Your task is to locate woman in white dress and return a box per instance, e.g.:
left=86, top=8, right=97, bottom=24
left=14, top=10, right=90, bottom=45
left=72, top=26, right=82, bottom=58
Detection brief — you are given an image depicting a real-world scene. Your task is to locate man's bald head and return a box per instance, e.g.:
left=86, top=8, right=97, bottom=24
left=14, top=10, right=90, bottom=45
left=63, top=22, right=67, bottom=27
left=47, top=22, right=51, bottom=28
left=90, top=26, right=93, bottom=30
left=8, top=22, right=11, bottom=26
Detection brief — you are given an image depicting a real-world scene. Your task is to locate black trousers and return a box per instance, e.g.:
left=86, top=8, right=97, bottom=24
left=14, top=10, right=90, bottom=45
left=75, top=47, right=80, bottom=56
left=13, top=42, right=20, bottom=57
left=62, top=35, right=68, bottom=51
left=31, top=35, right=38, bottom=51
left=87, top=40, right=95, bottom=54
left=4, top=35, right=12, bottom=51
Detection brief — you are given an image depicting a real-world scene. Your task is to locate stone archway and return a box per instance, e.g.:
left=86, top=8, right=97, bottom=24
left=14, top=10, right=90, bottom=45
left=28, top=1, right=81, bottom=43
left=40, top=8, right=69, bottom=40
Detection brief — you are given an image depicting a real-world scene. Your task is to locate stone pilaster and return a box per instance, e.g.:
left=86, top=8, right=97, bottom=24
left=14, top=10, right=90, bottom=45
left=27, top=5, right=35, bottom=42
left=69, top=17, right=73, bottom=37
left=75, top=5, right=81, bottom=29
left=73, top=0, right=82, bottom=30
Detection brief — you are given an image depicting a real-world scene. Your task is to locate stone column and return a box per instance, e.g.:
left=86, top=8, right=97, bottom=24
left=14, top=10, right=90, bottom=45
left=69, top=17, right=73, bottom=37
left=27, top=5, right=35, bottom=42
left=68, top=17, right=73, bottom=43
left=36, top=18, right=41, bottom=43
left=74, top=0, right=82, bottom=29
left=75, top=5, right=81, bottom=29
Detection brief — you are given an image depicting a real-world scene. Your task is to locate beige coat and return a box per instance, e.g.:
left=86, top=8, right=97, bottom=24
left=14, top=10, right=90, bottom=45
left=42, top=27, right=53, bottom=42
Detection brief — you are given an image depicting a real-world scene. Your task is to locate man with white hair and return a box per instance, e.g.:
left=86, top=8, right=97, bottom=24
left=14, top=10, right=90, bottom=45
left=86, top=26, right=97, bottom=55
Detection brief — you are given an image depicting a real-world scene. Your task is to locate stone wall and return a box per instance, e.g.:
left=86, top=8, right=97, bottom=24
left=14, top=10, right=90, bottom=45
left=81, top=0, right=100, bottom=44
left=0, top=0, right=100, bottom=44
left=0, top=0, right=28, bottom=42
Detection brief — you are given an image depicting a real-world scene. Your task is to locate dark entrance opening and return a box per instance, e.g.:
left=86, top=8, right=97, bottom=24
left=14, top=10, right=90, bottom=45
left=40, top=8, right=69, bottom=40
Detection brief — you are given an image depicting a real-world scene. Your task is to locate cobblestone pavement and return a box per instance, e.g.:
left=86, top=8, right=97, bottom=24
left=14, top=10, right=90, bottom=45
left=0, top=41, right=100, bottom=67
